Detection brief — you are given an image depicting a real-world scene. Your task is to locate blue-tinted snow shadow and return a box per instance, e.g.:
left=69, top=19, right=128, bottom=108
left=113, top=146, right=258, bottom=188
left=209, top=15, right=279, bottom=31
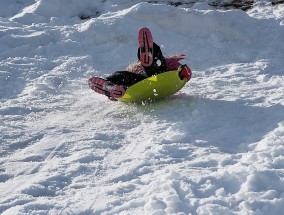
left=0, top=72, right=26, bottom=101
left=136, top=95, right=284, bottom=154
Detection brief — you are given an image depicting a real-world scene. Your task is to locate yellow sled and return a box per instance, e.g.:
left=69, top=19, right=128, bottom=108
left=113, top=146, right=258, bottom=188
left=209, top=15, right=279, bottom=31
left=117, top=66, right=191, bottom=103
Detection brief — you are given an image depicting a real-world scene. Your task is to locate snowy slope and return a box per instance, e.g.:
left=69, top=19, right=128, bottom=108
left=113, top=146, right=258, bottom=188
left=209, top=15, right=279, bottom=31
left=1, top=0, right=284, bottom=214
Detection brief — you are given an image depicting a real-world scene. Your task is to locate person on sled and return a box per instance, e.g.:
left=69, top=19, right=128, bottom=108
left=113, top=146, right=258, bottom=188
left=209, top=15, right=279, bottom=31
left=88, top=27, right=191, bottom=100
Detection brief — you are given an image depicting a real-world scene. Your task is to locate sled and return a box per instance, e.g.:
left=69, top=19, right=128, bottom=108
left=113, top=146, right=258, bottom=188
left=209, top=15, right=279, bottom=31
left=88, top=55, right=192, bottom=103
left=117, top=65, right=191, bottom=103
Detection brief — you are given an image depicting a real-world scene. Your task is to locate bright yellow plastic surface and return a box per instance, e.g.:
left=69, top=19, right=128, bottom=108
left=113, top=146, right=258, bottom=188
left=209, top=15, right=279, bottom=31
left=117, top=70, right=187, bottom=103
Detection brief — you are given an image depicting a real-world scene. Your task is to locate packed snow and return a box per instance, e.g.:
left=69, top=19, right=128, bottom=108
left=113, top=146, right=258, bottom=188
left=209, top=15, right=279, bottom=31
left=1, top=0, right=284, bottom=214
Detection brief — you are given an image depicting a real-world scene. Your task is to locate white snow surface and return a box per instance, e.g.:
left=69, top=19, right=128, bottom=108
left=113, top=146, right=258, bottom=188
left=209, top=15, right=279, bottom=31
left=1, top=0, right=284, bottom=214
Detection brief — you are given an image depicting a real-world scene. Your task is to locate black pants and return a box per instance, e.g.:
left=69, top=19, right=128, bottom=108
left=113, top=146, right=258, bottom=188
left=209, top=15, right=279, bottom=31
left=106, top=71, right=147, bottom=88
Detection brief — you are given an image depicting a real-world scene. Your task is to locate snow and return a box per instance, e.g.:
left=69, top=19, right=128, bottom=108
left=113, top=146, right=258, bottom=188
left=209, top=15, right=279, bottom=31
left=1, top=0, right=284, bottom=214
